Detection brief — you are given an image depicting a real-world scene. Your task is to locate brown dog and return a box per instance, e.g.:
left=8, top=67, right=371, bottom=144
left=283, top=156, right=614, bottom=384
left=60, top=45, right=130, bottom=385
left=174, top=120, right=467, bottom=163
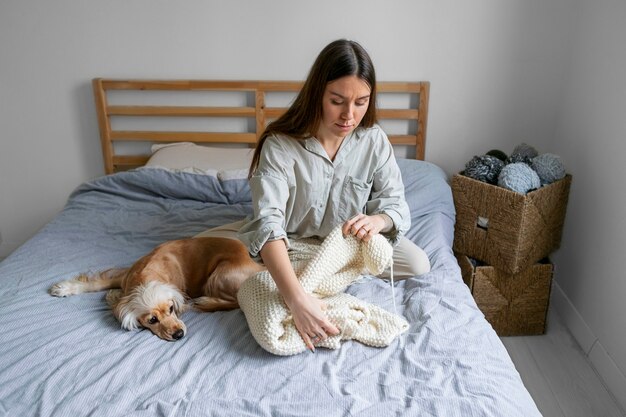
left=49, top=237, right=264, bottom=341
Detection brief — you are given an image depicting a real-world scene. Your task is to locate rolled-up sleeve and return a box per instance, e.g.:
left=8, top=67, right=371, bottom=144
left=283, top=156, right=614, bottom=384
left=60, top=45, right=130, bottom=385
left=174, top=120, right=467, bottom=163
left=238, top=136, right=292, bottom=256
left=366, top=133, right=411, bottom=245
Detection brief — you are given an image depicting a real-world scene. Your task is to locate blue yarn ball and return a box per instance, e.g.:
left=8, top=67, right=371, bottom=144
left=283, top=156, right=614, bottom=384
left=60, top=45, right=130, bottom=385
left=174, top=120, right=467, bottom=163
left=507, top=143, right=539, bottom=164
left=531, top=153, right=566, bottom=185
left=498, top=163, right=541, bottom=194
left=464, top=155, right=505, bottom=184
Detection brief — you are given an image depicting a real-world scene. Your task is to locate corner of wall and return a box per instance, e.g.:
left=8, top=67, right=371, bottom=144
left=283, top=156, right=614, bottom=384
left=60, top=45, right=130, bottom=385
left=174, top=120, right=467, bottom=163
left=0, top=239, right=19, bottom=261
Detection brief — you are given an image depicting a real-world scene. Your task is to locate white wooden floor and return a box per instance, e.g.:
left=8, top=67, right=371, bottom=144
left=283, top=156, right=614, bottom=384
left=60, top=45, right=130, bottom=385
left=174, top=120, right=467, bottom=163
left=501, top=308, right=624, bottom=417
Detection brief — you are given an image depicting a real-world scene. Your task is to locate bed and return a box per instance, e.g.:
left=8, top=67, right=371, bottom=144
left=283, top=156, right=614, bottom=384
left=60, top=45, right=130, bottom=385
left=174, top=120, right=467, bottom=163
left=0, top=79, right=541, bottom=416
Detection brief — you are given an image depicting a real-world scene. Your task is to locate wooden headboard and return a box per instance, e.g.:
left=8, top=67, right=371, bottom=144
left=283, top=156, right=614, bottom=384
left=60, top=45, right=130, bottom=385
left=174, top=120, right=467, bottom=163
left=93, top=79, right=430, bottom=174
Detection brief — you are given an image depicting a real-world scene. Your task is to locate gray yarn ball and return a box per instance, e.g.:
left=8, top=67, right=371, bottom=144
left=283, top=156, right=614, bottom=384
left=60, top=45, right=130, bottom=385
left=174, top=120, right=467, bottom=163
left=531, top=153, right=566, bottom=185
left=498, top=162, right=541, bottom=194
left=464, top=155, right=505, bottom=184
left=507, top=143, right=539, bottom=164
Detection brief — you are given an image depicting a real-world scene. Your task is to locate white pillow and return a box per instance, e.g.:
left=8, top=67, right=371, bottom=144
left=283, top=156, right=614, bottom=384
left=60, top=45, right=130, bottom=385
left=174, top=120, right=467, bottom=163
left=144, top=142, right=254, bottom=179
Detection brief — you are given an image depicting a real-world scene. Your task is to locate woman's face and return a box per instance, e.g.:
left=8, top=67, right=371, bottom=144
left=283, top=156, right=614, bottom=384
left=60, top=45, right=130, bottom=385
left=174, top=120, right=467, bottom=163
left=316, top=75, right=371, bottom=143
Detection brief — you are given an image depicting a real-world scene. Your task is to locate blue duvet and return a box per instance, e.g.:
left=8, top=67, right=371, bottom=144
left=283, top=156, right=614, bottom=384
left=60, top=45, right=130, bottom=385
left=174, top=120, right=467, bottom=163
left=0, top=160, right=540, bottom=417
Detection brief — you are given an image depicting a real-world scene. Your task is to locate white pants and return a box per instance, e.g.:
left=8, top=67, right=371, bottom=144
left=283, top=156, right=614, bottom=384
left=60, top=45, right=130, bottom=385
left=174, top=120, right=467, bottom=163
left=195, top=220, right=431, bottom=279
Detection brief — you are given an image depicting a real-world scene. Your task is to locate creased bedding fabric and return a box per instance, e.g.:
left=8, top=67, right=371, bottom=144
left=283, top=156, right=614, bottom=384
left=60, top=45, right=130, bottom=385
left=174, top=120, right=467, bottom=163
left=0, top=160, right=541, bottom=417
left=238, top=226, right=408, bottom=355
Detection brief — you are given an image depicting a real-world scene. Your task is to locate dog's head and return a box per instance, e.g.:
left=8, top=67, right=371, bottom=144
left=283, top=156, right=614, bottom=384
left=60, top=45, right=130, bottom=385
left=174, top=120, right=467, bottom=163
left=110, top=282, right=188, bottom=341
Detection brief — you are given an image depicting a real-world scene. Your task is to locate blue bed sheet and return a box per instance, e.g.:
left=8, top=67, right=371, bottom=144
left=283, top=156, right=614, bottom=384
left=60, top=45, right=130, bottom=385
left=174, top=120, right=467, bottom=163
left=0, top=159, right=540, bottom=417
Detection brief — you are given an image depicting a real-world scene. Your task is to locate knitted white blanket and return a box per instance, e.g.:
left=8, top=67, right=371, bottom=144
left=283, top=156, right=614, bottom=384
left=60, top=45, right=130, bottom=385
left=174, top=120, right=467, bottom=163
left=237, top=226, right=410, bottom=356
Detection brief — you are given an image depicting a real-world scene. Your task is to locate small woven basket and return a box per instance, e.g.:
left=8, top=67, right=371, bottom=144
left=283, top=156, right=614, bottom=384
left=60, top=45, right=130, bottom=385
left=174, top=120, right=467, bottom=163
left=456, top=254, right=553, bottom=336
left=452, top=174, right=571, bottom=274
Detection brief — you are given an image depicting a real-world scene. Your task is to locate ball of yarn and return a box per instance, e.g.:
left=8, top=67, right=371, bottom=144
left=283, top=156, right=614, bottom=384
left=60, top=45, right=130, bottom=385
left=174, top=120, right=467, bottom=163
left=507, top=143, right=539, bottom=164
left=486, top=149, right=508, bottom=162
left=464, top=155, right=505, bottom=184
left=498, top=162, right=541, bottom=194
left=531, top=153, right=566, bottom=185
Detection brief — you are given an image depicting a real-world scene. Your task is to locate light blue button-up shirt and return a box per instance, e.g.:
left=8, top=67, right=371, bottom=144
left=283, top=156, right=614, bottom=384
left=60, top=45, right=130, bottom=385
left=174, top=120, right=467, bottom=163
left=238, top=125, right=410, bottom=256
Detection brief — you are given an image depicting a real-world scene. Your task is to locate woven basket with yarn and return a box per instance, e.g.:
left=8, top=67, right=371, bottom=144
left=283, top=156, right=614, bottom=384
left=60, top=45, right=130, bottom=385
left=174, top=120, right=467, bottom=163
left=451, top=173, right=571, bottom=274
left=237, top=226, right=409, bottom=356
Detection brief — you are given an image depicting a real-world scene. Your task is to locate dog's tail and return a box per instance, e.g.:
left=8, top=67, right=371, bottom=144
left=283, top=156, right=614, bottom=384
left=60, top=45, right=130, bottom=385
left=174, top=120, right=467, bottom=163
left=49, top=268, right=127, bottom=297
left=193, top=296, right=239, bottom=312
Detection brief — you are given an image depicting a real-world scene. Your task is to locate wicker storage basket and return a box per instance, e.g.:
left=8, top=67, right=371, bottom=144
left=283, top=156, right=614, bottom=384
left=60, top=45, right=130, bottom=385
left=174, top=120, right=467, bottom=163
left=456, top=253, right=553, bottom=336
left=452, top=173, right=571, bottom=274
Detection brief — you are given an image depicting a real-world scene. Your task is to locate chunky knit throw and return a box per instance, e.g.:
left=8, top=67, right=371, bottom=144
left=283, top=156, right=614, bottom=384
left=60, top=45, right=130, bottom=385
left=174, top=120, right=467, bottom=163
left=237, top=226, right=410, bottom=356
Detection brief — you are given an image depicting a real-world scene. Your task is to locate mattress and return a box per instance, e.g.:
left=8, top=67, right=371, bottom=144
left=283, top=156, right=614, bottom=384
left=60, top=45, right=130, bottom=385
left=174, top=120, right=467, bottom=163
left=0, top=159, right=541, bottom=416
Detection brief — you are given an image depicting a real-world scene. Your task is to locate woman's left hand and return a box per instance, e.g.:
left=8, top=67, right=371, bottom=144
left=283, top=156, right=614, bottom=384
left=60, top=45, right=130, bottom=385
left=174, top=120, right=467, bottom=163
left=342, top=214, right=387, bottom=242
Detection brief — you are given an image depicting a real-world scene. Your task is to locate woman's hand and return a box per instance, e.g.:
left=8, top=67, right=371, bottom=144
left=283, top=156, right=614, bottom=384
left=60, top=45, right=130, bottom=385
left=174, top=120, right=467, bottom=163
left=259, top=239, right=340, bottom=352
left=284, top=292, right=340, bottom=352
left=342, top=213, right=391, bottom=242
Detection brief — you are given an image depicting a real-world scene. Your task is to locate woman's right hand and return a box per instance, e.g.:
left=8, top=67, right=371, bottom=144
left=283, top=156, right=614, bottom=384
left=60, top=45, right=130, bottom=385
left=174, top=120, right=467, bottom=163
left=284, top=292, right=340, bottom=352
left=259, top=239, right=340, bottom=351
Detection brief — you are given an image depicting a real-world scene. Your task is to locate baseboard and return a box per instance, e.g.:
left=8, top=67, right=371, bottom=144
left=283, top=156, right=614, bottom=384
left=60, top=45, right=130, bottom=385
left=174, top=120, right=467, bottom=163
left=552, top=280, right=626, bottom=413
left=589, top=340, right=626, bottom=414
left=551, top=281, right=596, bottom=353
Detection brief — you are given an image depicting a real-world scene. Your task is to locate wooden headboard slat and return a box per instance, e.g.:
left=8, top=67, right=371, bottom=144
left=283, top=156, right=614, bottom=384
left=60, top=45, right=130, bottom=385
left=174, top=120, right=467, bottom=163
left=389, top=135, right=423, bottom=145
left=100, top=79, right=304, bottom=92
left=110, top=131, right=257, bottom=144
left=93, top=78, right=430, bottom=173
left=378, top=109, right=420, bottom=120
left=93, top=79, right=115, bottom=174
left=377, top=82, right=424, bottom=93
left=263, top=108, right=286, bottom=119
left=416, top=82, right=430, bottom=161
left=107, top=105, right=257, bottom=118
left=264, top=108, right=421, bottom=119
left=255, top=91, right=266, bottom=141
left=256, top=81, right=303, bottom=92
left=113, top=155, right=151, bottom=167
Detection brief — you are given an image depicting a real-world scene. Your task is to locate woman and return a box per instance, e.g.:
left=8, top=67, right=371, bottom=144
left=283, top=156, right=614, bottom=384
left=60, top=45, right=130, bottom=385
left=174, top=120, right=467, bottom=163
left=203, top=39, right=430, bottom=351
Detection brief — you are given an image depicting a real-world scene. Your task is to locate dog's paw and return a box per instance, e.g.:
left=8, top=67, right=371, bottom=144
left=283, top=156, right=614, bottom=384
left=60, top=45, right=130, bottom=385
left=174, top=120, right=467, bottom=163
left=49, top=280, right=79, bottom=297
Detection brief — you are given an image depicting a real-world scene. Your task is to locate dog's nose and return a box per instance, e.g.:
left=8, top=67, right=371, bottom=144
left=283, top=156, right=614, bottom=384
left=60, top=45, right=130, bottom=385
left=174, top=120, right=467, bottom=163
left=172, top=329, right=185, bottom=340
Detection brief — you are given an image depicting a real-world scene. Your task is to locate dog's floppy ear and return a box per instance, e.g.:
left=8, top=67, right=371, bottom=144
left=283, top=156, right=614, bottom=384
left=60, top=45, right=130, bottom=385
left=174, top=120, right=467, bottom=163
left=111, top=293, right=141, bottom=331
left=171, top=290, right=189, bottom=315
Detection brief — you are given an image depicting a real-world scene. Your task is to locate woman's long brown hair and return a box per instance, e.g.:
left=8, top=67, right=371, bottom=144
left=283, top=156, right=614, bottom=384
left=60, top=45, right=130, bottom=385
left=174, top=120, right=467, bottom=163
left=248, top=39, right=378, bottom=178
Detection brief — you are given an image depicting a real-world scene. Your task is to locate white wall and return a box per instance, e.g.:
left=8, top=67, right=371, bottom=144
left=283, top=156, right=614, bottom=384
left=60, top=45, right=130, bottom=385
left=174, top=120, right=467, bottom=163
left=551, top=0, right=626, bottom=409
left=0, top=0, right=573, bottom=257
left=2, top=0, right=623, bottom=407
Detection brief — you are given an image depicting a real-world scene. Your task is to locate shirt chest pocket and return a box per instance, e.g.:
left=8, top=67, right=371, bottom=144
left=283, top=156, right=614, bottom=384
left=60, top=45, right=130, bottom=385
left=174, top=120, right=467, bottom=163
left=339, top=176, right=372, bottom=217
